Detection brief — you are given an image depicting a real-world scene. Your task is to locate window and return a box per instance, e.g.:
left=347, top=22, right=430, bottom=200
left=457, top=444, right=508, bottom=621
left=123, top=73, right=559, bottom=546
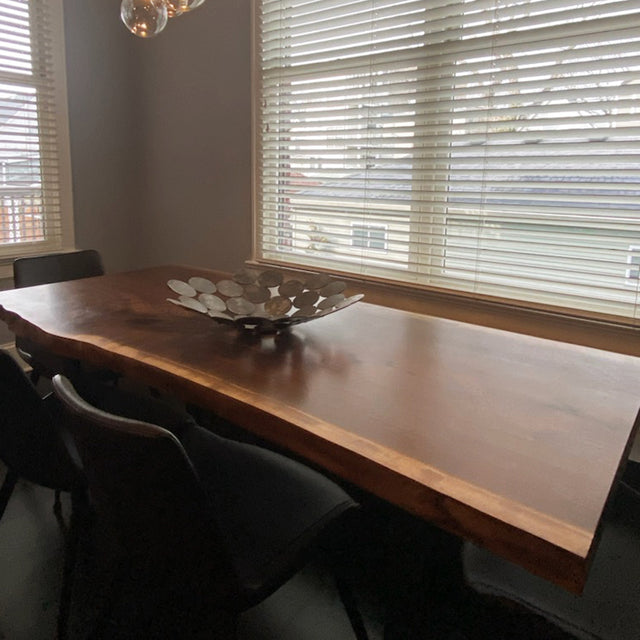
left=352, top=224, right=387, bottom=251
left=254, top=0, right=640, bottom=321
left=0, top=0, right=73, bottom=263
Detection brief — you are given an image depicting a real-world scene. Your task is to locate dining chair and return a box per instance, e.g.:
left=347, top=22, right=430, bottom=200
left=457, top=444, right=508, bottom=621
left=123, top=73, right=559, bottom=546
left=0, top=349, right=86, bottom=639
left=13, top=249, right=105, bottom=384
left=52, top=374, right=369, bottom=639
left=462, top=463, right=640, bottom=640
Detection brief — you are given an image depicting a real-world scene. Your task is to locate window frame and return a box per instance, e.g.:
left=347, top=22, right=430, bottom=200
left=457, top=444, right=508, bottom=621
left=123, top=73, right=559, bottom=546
left=0, top=0, right=75, bottom=278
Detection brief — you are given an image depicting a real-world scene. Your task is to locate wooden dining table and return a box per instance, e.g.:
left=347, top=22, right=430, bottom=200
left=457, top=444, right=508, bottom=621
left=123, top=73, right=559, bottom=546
left=0, top=264, right=638, bottom=594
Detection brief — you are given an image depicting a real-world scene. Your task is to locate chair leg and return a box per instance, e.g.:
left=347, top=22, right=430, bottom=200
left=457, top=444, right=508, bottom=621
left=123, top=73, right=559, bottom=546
left=334, top=569, right=369, bottom=640
left=58, top=490, right=87, bottom=640
left=29, top=367, right=41, bottom=386
left=53, top=489, right=62, bottom=515
left=0, top=470, right=19, bottom=522
left=86, top=550, right=130, bottom=640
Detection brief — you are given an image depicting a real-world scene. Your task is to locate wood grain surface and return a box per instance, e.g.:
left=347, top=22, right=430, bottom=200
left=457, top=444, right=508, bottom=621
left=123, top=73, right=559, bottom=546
left=1, top=264, right=639, bottom=592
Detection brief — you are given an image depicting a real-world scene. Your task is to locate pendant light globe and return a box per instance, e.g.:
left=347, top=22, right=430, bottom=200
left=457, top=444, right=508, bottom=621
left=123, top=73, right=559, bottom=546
left=120, top=0, right=168, bottom=38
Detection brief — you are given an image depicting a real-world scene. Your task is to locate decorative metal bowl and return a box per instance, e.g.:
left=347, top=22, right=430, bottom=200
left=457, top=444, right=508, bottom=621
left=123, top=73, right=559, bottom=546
left=166, top=268, right=364, bottom=333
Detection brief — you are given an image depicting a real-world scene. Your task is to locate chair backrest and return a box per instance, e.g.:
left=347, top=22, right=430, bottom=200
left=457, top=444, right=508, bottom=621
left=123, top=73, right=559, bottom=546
left=12, top=249, right=105, bottom=378
left=51, top=375, right=215, bottom=554
left=0, top=350, right=80, bottom=490
left=13, top=249, right=104, bottom=288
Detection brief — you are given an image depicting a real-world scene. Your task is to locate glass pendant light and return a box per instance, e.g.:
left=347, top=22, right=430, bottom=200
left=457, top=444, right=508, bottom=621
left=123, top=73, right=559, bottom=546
left=164, top=1, right=184, bottom=18
left=161, top=0, right=207, bottom=16
left=120, top=0, right=169, bottom=38
left=180, top=0, right=207, bottom=11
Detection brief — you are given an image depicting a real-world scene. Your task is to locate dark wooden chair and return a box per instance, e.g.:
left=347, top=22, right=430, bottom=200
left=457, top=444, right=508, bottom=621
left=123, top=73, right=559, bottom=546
left=463, top=462, right=640, bottom=640
left=52, top=374, right=369, bottom=639
left=0, top=350, right=86, bottom=639
left=13, top=249, right=105, bottom=384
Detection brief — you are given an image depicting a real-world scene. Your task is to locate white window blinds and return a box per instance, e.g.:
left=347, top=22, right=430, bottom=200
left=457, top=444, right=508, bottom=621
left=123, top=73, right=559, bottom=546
left=0, top=0, right=72, bottom=260
left=255, top=0, right=640, bottom=321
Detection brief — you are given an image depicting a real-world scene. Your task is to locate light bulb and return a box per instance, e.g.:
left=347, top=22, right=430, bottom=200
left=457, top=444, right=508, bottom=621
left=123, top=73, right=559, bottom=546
left=180, top=0, right=206, bottom=12
left=165, top=1, right=184, bottom=18
left=120, top=0, right=168, bottom=38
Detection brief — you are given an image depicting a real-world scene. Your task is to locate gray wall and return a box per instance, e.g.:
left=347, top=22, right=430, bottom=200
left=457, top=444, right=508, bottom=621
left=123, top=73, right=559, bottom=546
left=134, top=1, right=253, bottom=272
left=65, top=0, right=252, bottom=274
left=63, top=0, right=145, bottom=273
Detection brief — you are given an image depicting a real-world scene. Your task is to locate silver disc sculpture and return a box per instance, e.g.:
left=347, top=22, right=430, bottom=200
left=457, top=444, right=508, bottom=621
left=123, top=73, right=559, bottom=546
left=167, top=269, right=364, bottom=333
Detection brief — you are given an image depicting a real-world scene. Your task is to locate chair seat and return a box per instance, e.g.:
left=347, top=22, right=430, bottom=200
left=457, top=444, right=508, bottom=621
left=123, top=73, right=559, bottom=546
left=463, top=486, right=640, bottom=640
left=179, top=424, right=357, bottom=608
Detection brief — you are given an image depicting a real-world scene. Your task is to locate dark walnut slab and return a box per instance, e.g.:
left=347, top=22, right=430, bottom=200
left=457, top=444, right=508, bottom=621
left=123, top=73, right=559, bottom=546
left=1, top=264, right=639, bottom=592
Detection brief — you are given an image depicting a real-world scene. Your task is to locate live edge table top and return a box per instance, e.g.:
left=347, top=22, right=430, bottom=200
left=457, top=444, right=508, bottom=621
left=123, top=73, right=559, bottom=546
left=1, top=264, right=639, bottom=592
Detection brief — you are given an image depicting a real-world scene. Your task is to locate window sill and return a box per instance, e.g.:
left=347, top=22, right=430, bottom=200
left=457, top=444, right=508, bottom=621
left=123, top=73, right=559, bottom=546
left=248, top=259, right=640, bottom=357
left=0, top=263, right=12, bottom=280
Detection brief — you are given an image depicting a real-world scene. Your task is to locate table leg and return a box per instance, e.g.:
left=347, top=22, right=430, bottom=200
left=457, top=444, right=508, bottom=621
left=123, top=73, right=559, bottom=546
left=382, top=510, right=468, bottom=639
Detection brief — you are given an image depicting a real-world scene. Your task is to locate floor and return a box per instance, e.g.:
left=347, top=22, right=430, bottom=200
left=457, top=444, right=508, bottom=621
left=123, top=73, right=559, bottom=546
left=0, top=462, right=578, bottom=640
left=1, top=471, right=385, bottom=640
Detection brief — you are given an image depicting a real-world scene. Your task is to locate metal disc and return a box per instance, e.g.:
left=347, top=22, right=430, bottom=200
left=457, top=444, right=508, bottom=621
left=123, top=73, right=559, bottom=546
left=257, top=270, right=284, bottom=288
left=264, top=295, right=292, bottom=317
left=335, top=293, right=365, bottom=309
left=293, top=290, right=319, bottom=308
left=304, top=273, right=332, bottom=290
left=227, top=297, right=256, bottom=316
left=318, top=293, right=345, bottom=310
left=315, top=293, right=365, bottom=318
left=188, top=277, right=217, bottom=294
left=233, top=269, right=258, bottom=285
left=251, top=303, right=268, bottom=317
left=208, top=310, right=235, bottom=324
left=198, top=293, right=226, bottom=312
left=319, top=280, right=346, bottom=297
left=168, top=279, right=196, bottom=297
left=216, top=279, right=244, bottom=297
left=243, top=284, right=271, bottom=304
left=314, top=306, right=336, bottom=318
left=175, top=296, right=208, bottom=313
left=292, top=305, right=317, bottom=318
left=278, top=279, right=304, bottom=298
left=273, top=316, right=295, bottom=329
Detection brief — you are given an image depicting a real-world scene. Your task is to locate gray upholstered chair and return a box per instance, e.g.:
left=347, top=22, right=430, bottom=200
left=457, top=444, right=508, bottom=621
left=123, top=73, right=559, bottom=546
left=0, top=349, right=86, bottom=639
left=52, top=374, right=369, bottom=639
left=463, top=464, right=640, bottom=640
left=13, top=249, right=104, bottom=383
